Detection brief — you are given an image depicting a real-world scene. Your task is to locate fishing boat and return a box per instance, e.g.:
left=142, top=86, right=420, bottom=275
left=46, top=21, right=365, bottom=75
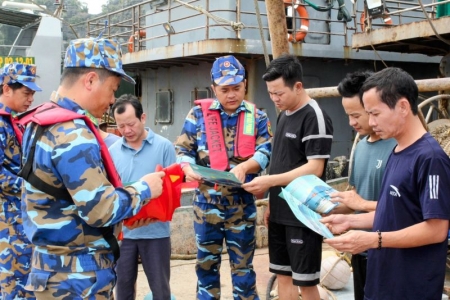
left=2, top=1, right=450, bottom=298
left=81, top=0, right=449, bottom=162
left=79, top=0, right=449, bottom=242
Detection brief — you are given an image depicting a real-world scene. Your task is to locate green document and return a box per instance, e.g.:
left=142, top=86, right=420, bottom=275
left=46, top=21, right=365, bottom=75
left=189, top=163, right=242, bottom=187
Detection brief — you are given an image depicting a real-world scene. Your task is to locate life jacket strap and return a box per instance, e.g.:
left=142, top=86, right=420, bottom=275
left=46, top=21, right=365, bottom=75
left=0, top=110, right=24, bottom=145
left=19, top=102, right=121, bottom=262
left=195, top=99, right=229, bottom=171
left=194, top=99, right=256, bottom=170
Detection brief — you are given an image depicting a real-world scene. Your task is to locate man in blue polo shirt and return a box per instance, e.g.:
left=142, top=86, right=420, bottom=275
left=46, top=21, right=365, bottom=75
left=109, top=94, right=176, bottom=300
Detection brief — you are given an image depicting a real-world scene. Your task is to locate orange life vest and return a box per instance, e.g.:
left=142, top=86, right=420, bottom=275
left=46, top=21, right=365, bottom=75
left=194, top=99, right=257, bottom=171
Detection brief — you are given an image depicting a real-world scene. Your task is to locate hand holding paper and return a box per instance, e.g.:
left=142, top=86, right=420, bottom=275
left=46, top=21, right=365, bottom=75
left=189, top=163, right=242, bottom=187
left=280, top=188, right=334, bottom=238
left=282, top=175, right=338, bottom=214
left=278, top=175, right=337, bottom=239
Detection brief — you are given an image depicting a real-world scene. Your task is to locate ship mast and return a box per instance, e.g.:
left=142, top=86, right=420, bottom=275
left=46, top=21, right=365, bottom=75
left=265, top=0, right=290, bottom=58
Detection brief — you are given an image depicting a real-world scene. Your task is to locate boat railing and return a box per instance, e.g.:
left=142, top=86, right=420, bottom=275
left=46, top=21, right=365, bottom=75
left=74, top=0, right=357, bottom=53
left=354, top=0, right=450, bottom=32
left=74, top=0, right=449, bottom=55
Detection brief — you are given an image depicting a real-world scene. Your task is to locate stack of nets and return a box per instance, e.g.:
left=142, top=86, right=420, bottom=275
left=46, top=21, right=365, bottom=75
left=429, top=119, right=450, bottom=157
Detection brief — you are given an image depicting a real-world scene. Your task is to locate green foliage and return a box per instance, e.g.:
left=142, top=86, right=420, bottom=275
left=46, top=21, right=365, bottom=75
left=100, top=0, right=143, bottom=14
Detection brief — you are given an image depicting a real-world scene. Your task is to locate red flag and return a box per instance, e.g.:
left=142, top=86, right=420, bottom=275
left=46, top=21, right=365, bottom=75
left=124, top=163, right=184, bottom=226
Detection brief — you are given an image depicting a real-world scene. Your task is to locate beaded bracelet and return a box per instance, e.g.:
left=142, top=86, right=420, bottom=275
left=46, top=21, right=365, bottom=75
left=376, top=230, right=382, bottom=250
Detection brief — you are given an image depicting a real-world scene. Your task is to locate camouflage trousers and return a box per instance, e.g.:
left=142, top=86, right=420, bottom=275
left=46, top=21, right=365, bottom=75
left=0, top=220, right=35, bottom=300
left=193, top=201, right=259, bottom=300
left=25, top=268, right=116, bottom=300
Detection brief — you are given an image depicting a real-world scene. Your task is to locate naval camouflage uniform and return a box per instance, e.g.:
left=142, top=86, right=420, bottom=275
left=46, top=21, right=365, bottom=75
left=0, top=103, right=34, bottom=300
left=21, top=95, right=151, bottom=299
left=0, top=63, right=42, bottom=300
left=176, top=99, right=272, bottom=300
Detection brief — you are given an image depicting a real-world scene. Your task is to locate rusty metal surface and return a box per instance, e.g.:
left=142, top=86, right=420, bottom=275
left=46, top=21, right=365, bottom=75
left=352, top=16, right=450, bottom=56
left=122, top=39, right=265, bottom=70
left=307, top=77, right=450, bottom=99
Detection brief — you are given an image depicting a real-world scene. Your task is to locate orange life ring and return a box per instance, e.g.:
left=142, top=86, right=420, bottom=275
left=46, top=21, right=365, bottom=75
left=383, top=11, right=393, bottom=25
left=360, top=11, right=393, bottom=32
left=283, top=0, right=309, bottom=42
left=128, top=30, right=146, bottom=53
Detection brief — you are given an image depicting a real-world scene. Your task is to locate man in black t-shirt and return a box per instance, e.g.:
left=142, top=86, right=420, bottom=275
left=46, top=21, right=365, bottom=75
left=243, top=54, right=333, bottom=300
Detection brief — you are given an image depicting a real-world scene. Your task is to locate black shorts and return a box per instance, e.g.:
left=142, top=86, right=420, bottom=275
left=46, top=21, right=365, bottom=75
left=268, top=221, right=322, bottom=286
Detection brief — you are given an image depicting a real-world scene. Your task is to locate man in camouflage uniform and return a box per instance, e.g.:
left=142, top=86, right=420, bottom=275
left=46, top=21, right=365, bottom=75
left=176, top=55, right=272, bottom=300
left=20, top=37, right=165, bottom=299
left=0, top=63, right=42, bottom=300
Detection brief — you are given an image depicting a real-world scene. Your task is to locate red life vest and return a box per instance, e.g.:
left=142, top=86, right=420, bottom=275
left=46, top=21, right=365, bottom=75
left=0, top=109, right=24, bottom=145
left=18, top=102, right=122, bottom=261
left=194, top=99, right=257, bottom=171
left=20, top=102, right=182, bottom=224
left=20, top=102, right=122, bottom=187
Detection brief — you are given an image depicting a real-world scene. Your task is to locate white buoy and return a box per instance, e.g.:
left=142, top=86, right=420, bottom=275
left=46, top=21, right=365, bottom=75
left=320, top=256, right=351, bottom=290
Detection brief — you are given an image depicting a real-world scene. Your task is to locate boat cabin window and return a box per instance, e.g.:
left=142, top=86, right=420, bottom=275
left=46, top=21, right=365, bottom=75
left=190, top=88, right=212, bottom=106
left=155, top=89, right=173, bottom=124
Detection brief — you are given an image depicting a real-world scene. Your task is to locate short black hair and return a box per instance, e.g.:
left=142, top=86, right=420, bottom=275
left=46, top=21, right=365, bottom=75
left=360, top=67, right=419, bottom=115
left=337, top=71, right=373, bottom=106
left=262, top=54, right=303, bottom=89
left=60, top=68, right=120, bottom=87
left=111, top=94, right=143, bottom=119
left=0, top=82, right=26, bottom=96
